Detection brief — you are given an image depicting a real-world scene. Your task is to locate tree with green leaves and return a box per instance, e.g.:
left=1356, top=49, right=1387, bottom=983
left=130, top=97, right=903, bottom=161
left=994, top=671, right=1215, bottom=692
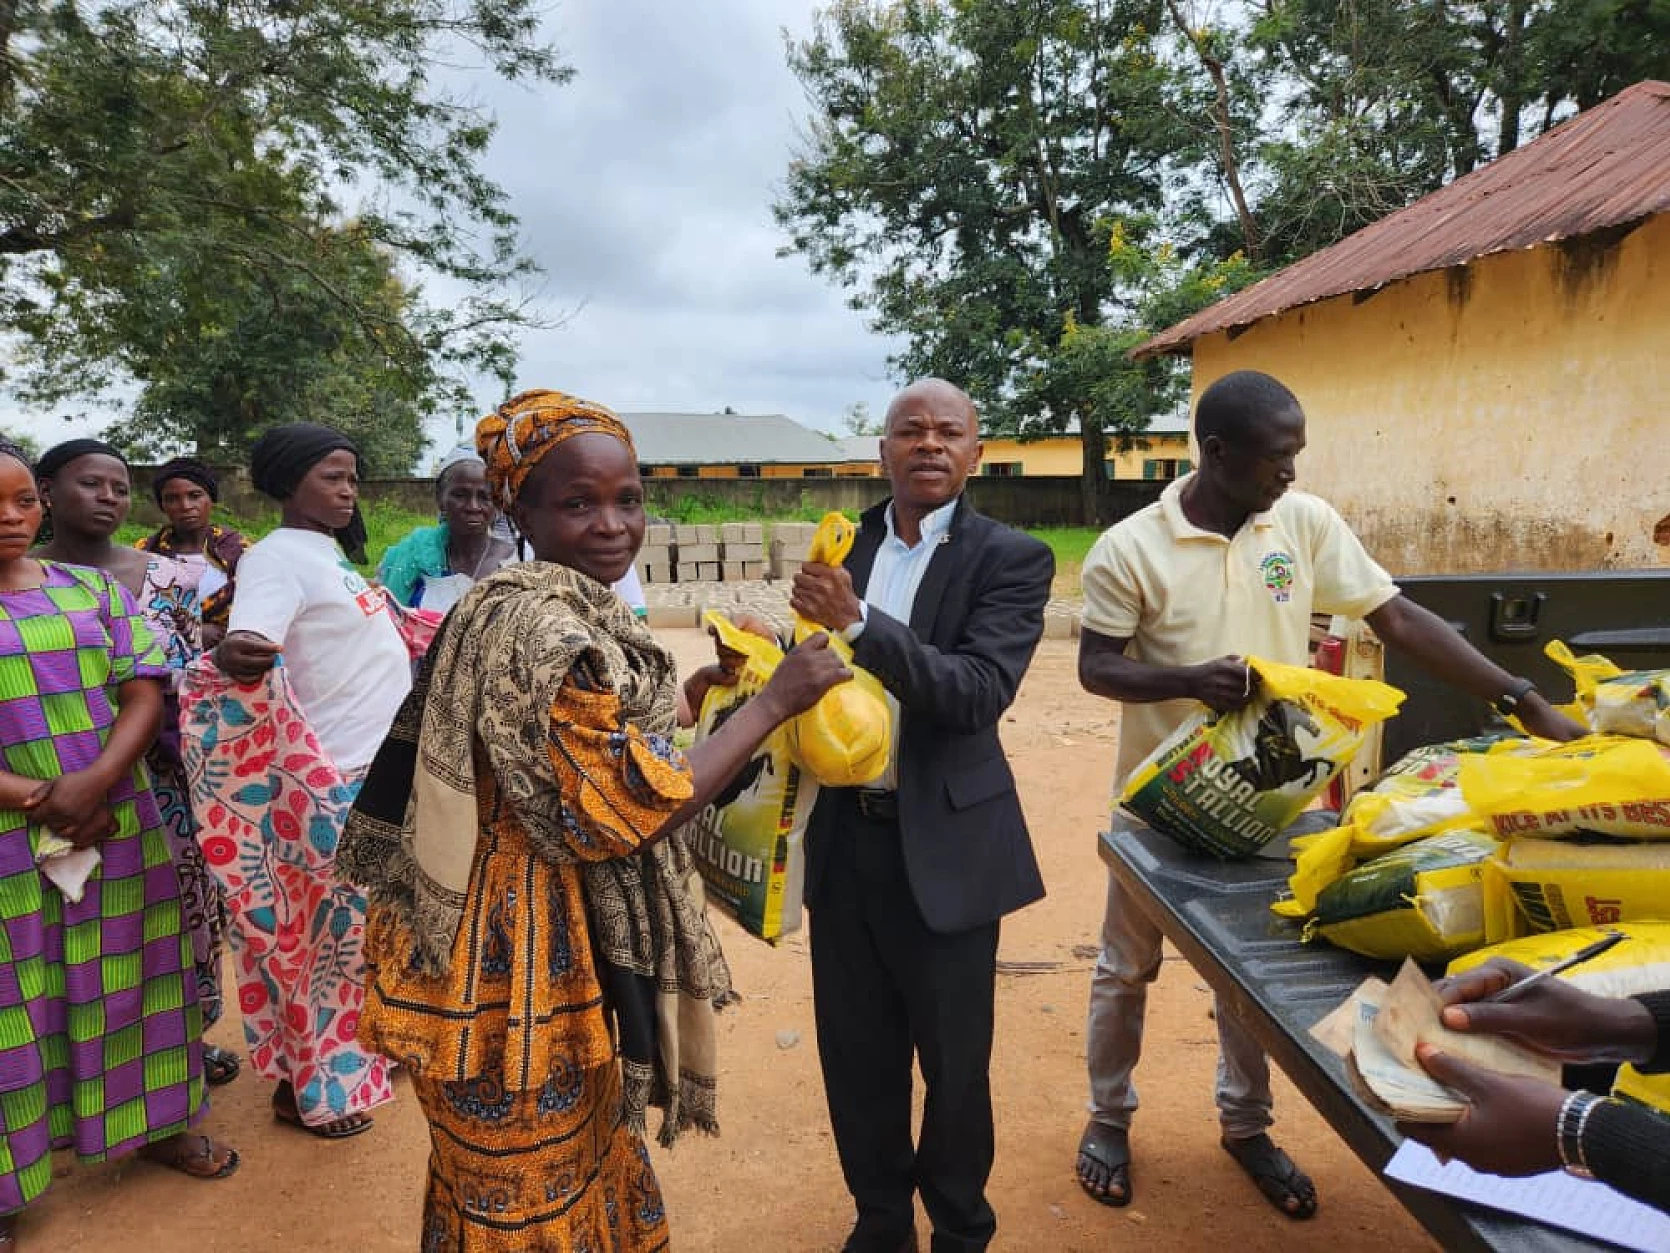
left=1, top=0, right=564, bottom=469
left=1199, top=0, right=1670, bottom=263
left=780, top=1, right=1670, bottom=519
left=776, top=0, right=1251, bottom=521
left=90, top=223, right=438, bottom=471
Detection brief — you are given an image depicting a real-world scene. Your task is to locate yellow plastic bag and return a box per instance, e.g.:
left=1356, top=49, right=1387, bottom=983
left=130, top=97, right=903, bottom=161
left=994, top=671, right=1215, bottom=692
left=687, top=614, right=816, bottom=943
left=1459, top=735, right=1670, bottom=840
left=1304, top=830, right=1498, bottom=963
left=784, top=513, right=893, bottom=787
left=1120, top=657, right=1405, bottom=859
left=1450, top=923, right=1670, bottom=1115
left=1546, top=639, right=1624, bottom=711
left=1278, top=735, right=1525, bottom=917
left=1547, top=639, right=1670, bottom=744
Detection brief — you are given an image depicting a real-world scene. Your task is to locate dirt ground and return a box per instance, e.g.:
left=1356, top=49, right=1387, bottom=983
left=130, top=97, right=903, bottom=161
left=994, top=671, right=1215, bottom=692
left=30, top=630, right=1436, bottom=1252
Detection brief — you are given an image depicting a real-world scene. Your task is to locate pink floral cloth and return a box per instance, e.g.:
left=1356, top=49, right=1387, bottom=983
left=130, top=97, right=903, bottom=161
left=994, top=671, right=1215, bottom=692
left=179, top=656, right=393, bottom=1126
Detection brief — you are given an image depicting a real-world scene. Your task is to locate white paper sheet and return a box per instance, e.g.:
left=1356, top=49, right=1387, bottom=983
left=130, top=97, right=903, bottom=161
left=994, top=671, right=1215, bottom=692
left=1385, top=1140, right=1670, bottom=1252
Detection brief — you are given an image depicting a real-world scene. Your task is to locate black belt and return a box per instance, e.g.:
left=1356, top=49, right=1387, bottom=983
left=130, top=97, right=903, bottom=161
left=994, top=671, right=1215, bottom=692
left=854, top=788, right=898, bottom=821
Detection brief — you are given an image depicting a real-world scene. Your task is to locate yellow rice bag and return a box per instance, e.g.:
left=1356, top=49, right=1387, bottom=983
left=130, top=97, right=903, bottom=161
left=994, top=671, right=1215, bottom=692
left=1278, top=735, right=1527, bottom=917
left=1121, top=657, right=1404, bottom=859
left=1450, top=922, right=1670, bottom=989
left=1459, top=735, right=1670, bottom=840
left=1305, top=830, right=1497, bottom=963
left=689, top=614, right=818, bottom=942
left=1482, top=837, right=1670, bottom=939
left=785, top=513, right=892, bottom=786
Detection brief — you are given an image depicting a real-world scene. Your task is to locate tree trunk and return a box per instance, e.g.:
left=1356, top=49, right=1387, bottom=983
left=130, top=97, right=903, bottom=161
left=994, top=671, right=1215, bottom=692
left=1080, top=418, right=1109, bottom=526
left=1496, top=0, right=1529, bottom=154
left=1163, top=0, right=1260, bottom=260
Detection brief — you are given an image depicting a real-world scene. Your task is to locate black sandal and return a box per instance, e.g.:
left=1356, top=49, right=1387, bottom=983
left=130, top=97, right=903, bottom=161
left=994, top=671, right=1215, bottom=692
left=272, top=1082, right=374, bottom=1140
left=1222, top=1133, right=1318, bottom=1219
left=1076, top=1121, right=1133, bottom=1207
left=202, top=1044, right=241, bottom=1087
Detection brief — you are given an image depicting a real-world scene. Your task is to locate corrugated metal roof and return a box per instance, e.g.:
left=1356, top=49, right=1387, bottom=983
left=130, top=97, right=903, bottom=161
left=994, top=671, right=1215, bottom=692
left=622, top=412, right=846, bottom=466
left=1135, top=80, right=1670, bottom=358
left=834, top=435, right=880, bottom=461
left=1013, top=408, right=1192, bottom=437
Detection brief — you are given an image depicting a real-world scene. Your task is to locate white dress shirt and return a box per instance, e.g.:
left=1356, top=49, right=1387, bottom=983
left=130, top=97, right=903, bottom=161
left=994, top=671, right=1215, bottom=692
left=846, top=498, right=958, bottom=791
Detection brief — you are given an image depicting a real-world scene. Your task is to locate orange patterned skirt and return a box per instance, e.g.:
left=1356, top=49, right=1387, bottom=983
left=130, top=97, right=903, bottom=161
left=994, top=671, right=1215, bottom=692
left=412, top=1057, right=668, bottom=1252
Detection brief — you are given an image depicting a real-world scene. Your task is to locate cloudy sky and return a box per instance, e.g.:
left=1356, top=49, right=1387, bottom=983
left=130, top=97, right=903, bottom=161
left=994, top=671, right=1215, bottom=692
left=6, top=0, right=903, bottom=458
left=462, top=1, right=904, bottom=444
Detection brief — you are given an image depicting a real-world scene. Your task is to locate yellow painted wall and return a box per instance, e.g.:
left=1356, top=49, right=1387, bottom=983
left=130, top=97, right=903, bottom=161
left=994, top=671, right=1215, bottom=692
left=1187, top=212, right=1670, bottom=573
left=981, top=433, right=1191, bottom=478
left=639, top=435, right=1190, bottom=483
left=643, top=464, right=853, bottom=479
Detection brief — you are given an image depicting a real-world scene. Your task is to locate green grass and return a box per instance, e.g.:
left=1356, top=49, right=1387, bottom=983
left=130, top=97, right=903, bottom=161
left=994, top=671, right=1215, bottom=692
left=1028, top=526, right=1102, bottom=597
left=652, top=490, right=843, bottom=526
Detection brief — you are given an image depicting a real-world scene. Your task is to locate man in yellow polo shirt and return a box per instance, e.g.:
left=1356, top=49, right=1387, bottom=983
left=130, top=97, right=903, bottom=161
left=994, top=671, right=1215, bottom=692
left=1073, top=370, right=1583, bottom=1218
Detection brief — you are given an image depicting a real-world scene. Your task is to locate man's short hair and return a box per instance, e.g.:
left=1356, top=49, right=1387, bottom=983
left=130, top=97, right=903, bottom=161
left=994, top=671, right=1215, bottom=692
left=1194, top=371, right=1301, bottom=445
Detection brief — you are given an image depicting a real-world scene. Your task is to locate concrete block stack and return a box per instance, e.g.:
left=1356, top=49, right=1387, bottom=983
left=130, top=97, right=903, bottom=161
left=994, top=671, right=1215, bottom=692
left=637, top=523, right=675, bottom=585
left=769, top=522, right=817, bottom=580
left=638, top=520, right=815, bottom=586
left=719, top=521, right=767, bottom=581
left=675, top=523, right=720, bottom=582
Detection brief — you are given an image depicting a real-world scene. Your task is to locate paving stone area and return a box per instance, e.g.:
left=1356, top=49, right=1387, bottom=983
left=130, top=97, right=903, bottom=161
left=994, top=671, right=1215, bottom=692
left=643, top=578, right=1084, bottom=639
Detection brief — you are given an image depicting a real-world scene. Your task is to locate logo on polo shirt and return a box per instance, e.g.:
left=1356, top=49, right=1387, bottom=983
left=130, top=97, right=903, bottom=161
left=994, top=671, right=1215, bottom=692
left=1259, top=550, right=1296, bottom=603
left=340, top=565, right=385, bottom=617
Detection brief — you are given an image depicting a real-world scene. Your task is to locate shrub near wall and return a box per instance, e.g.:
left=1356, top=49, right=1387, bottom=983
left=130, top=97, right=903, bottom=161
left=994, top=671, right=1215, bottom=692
left=129, top=467, right=1163, bottom=530
left=634, top=476, right=1161, bottom=527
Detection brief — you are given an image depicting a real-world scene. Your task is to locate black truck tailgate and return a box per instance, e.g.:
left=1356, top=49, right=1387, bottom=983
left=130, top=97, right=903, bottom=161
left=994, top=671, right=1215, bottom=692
left=1386, top=570, right=1670, bottom=762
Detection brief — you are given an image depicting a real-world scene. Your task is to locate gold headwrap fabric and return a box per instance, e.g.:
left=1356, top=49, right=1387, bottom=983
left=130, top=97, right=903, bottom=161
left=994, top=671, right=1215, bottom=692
left=476, top=388, right=636, bottom=513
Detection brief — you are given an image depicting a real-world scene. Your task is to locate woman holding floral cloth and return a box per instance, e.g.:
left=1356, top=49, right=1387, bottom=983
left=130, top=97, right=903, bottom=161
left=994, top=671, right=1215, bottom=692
left=339, top=390, right=849, bottom=1251
left=204, top=423, right=410, bottom=1139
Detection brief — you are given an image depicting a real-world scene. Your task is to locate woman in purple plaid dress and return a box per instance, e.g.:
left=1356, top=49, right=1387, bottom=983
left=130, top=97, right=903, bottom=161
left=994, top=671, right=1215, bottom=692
left=0, top=442, right=236, bottom=1249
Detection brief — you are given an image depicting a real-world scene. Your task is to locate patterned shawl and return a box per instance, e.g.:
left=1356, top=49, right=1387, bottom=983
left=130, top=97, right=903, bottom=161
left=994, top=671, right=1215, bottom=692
left=338, top=562, right=735, bottom=1144
left=137, top=524, right=249, bottom=628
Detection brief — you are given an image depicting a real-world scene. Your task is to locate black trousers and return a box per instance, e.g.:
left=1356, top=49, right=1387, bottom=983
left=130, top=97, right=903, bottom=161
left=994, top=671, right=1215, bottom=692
left=809, top=797, right=1000, bottom=1253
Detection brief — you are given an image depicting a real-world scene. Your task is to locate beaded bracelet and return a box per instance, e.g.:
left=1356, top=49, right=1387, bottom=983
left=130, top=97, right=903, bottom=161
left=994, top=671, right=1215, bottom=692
left=1556, top=1089, right=1602, bottom=1179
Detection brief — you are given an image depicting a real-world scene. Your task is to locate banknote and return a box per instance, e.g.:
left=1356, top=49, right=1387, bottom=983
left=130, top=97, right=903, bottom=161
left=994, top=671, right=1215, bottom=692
left=1373, top=958, right=1561, bottom=1083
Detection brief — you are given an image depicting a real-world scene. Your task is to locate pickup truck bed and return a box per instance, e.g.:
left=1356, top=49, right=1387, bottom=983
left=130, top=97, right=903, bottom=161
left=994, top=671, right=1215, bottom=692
left=1099, top=817, right=1621, bottom=1252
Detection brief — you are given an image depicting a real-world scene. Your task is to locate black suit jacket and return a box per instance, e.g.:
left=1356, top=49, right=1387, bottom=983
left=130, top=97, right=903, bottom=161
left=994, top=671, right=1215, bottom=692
left=803, top=495, right=1054, bottom=934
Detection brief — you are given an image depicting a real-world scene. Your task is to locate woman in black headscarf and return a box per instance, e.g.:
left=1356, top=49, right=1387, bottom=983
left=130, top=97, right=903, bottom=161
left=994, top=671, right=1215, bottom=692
left=136, top=458, right=249, bottom=647
left=206, top=423, right=410, bottom=1139
left=31, top=439, right=151, bottom=590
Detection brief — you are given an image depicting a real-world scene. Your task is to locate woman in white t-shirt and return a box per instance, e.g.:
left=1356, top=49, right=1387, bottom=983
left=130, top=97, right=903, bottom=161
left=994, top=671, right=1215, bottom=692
left=214, top=424, right=412, bottom=1140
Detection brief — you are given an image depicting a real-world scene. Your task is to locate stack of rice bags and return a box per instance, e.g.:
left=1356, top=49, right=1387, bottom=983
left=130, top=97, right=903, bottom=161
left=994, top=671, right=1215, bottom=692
left=1276, top=641, right=1670, bottom=963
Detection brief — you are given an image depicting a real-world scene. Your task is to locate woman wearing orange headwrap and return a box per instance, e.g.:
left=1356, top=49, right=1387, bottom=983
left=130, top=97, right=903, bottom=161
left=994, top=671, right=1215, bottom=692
left=341, top=390, right=850, bottom=1251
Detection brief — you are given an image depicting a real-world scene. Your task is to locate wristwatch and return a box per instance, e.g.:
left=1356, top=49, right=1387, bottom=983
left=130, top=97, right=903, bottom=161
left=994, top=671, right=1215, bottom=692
left=1491, top=677, right=1538, bottom=717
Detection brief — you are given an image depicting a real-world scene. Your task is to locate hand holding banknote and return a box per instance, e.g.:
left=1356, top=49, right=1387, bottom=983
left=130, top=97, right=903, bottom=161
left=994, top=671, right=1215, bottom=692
left=1397, top=956, right=1660, bottom=1176
left=1433, top=958, right=1660, bottom=1066
left=1396, top=1046, right=1568, bottom=1175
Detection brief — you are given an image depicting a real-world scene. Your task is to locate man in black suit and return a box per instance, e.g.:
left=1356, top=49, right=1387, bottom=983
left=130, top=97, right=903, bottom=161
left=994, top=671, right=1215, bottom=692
left=791, top=377, right=1055, bottom=1253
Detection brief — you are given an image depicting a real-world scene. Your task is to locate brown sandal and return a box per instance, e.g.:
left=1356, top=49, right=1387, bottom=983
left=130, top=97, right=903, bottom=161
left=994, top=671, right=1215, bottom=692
left=140, top=1132, right=240, bottom=1180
